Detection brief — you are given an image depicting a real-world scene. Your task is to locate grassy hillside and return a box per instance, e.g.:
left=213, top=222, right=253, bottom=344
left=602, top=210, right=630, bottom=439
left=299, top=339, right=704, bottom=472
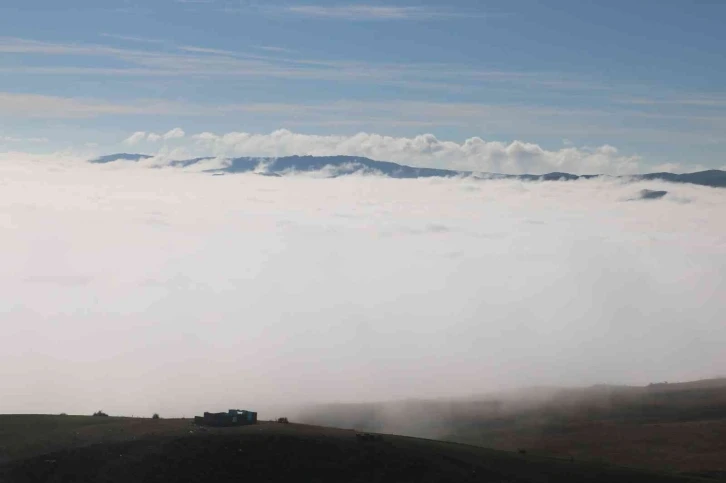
left=0, top=415, right=190, bottom=465
left=0, top=416, right=711, bottom=483
left=298, top=379, right=726, bottom=475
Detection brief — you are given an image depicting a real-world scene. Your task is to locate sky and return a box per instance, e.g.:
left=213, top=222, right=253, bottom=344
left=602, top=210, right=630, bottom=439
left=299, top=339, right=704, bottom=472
left=1, top=157, right=725, bottom=417
left=1, top=0, right=725, bottom=173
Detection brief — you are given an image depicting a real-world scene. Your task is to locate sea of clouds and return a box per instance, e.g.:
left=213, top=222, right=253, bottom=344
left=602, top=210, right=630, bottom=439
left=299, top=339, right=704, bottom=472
left=1, top=156, right=724, bottom=418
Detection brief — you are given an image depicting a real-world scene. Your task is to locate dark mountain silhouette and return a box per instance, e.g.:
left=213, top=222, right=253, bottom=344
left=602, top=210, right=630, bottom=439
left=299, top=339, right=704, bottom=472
left=637, top=169, right=726, bottom=188
left=213, top=155, right=462, bottom=178
left=89, top=154, right=726, bottom=188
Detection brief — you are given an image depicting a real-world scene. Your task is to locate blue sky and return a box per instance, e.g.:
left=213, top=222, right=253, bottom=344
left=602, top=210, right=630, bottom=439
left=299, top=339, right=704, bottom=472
left=1, top=0, right=725, bottom=172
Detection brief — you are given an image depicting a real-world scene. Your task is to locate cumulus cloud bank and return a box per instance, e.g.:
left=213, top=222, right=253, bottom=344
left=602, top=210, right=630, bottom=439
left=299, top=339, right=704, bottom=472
left=1, top=156, right=724, bottom=418
left=125, top=128, right=186, bottom=145
left=124, top=131, right=147, bottom=145
left=115, top=128, right=645, bottom=175
left=152, top=129, right=643, bottom=175
left=163, top=127, right=186, bottom=140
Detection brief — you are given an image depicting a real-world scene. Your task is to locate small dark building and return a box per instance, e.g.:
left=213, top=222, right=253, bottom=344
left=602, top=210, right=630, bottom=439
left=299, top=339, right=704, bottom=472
left=194, top=409, right=257, bottom=427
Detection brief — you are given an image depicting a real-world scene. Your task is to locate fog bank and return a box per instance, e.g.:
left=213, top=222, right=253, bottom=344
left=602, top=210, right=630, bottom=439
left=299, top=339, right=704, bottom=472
left=1, top=158, right=724, bottom=418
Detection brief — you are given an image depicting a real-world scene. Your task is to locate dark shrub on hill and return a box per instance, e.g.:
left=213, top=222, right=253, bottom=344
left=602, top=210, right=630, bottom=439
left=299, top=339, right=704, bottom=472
left=93, top=410, right=109, bottom=417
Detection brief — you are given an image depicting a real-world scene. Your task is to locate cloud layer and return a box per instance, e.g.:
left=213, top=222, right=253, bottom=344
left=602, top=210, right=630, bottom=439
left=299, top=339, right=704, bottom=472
left=0, top=155, right=724, bottom=417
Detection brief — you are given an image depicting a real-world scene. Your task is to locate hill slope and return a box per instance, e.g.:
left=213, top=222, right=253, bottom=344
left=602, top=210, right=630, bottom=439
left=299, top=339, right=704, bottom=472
left=298, top=379, right=726, bottom=476
left=0, top=416, right=708, bottom=483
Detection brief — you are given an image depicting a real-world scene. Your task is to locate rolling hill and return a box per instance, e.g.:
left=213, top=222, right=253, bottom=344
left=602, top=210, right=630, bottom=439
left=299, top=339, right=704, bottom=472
left=0, top=415, right=711, bottom=483
left=298, top=379, right=726, bottom=477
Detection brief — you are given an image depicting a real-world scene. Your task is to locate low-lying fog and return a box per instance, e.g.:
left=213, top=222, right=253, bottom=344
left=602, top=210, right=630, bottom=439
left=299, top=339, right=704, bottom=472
left=1, top=158, right=724, bottom=419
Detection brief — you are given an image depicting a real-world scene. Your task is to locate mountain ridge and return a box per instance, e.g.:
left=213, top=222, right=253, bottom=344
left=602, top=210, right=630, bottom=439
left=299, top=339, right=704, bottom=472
left=90, top=154, right=726, bottom=188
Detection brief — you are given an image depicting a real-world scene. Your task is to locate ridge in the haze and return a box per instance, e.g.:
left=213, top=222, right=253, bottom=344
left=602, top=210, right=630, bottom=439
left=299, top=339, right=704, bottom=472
left=91, top=153, right=154, bottom=163
left=89, top=153, right=726, bottom=188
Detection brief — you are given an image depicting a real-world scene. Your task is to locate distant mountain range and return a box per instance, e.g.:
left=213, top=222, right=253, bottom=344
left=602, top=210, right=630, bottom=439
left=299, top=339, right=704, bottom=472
left=90, top=154, right=726, bottom=188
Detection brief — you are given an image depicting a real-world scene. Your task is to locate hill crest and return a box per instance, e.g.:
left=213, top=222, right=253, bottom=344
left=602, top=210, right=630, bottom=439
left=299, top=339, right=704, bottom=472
left=89, top=154, right=726, bottom=188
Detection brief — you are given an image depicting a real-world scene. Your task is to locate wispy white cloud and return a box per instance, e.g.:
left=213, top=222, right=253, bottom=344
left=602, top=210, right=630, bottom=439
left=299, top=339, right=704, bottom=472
left=0, top=91, right=562, bottom=121
left=278, top=4, right=478, bottom=20
left=109, top=5, right=153, bottom=15
left=0, top=37, right=616, bottom=93
left=0, top=92, right=177, bottom=118
left=179, top=45, right=239, bottom=56
left=255, top=45, right=296, bottom=54
left=0, top=37, right=123, bottom=56
left=100, top=33, right=166, bottom=44
left=0, top=135, right=49, bottom=144
left=617, top=95, right=726, bottom=108
left=0, top=66, right=182, bottom=77
left=3, top=92, right=721, bottom=149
